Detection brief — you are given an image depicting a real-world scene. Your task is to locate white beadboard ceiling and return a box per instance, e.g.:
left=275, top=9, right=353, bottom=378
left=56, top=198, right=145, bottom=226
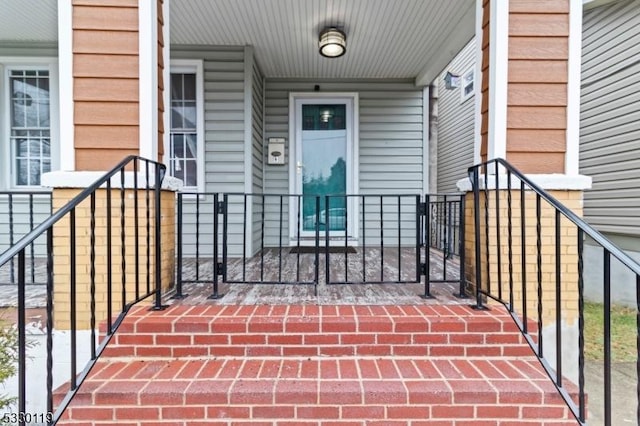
left=0, top=0, right=476, bottom=84
left=0, top=0, right=57, bottom=43
left=171, top=0, right=476, bottom=82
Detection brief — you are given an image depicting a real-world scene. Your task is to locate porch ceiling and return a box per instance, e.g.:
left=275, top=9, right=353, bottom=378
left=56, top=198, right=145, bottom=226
left=171, top=0, right=476, bottom=84
left=0, top=0, right=57, bottom=43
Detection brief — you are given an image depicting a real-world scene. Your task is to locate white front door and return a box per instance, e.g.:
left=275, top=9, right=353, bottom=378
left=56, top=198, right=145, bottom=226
left=289, top=94, right=358, bottom=242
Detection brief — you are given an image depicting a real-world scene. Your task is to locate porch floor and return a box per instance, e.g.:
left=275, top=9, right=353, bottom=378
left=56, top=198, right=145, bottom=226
left=177, top=247, right=464, bottom=305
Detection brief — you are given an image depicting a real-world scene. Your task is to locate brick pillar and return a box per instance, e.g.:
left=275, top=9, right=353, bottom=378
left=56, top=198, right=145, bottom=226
left=49, top=183, right=176, bottom=330
left=464, top=0, right=588, bottom=384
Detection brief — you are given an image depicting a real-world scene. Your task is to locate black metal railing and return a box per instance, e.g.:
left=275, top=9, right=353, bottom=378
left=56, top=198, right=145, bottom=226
left=175, top=192, right=465, bottom=299
left=468, top=158, right=640, bottom=426
left=0, top=156, right=166, bottom=425
left=0, top=191, right=52, bottom=285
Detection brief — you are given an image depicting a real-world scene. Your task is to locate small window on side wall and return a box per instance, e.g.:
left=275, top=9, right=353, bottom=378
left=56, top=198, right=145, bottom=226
left=460, top=67, right=474, bottom=103
left=168, top=61, right=204, bottom=192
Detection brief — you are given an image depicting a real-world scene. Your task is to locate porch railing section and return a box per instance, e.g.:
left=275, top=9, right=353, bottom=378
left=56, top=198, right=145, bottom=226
left=175, top=192, right=465, bottom=299
left=0, top=156, right=166, bottom=425
left=468, top=158, right=640, bottom=426
left=0, top=191, right=52, bottom=286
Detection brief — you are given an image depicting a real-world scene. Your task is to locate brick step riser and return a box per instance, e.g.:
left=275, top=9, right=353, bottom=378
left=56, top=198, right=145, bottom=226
left=104, top=331, right=532, bottom=358
left=102, top=317, right=537, bottom=358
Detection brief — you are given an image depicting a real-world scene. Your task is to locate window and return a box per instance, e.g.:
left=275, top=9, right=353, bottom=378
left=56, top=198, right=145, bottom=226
left=168, top=61, right=203, bottom=191
left=460, top=67, right=474, bottom=102
left=9, top=69, right=51, bottom=187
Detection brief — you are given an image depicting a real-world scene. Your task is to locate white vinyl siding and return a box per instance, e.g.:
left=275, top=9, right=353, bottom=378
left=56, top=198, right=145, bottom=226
left=435, top=38, right=475, bottom=193
left=263, top=79, right=424, bottom=245
left=581, top=0, right=640, bottom=236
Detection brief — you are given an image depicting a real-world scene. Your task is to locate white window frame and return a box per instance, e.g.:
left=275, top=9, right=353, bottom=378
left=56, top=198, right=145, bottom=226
left=166, top=59, right=205, bottom=192
left=1, top=58, right=59, bottom=190
left=460, top=67, right=475, bottom=103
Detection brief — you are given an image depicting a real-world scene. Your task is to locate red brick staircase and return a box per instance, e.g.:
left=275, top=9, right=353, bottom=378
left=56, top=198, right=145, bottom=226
left=58, top=304, right=578, bottom=425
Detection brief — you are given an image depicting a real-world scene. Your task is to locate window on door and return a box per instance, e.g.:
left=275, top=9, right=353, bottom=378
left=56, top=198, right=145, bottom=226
left=168, top=61, right=204, bottom=191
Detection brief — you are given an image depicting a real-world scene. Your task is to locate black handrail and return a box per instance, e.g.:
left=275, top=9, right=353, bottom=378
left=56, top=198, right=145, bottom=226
left=0, top=155, right=166, bottom=425
left=468, top=158, right=640, bottom=426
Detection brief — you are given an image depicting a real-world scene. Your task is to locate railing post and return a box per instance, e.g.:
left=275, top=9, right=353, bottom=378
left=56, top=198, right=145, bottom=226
left=152, top=163, right=166, bottom=310
left=421, top=195, right=434, bottom=299
left=174, top=192, right=186, bottom=299
left=455, top=194, right=468, bottom=298
left=209, top=193, right=224, bottom=299
left=470, top=166, right=485, bottom=310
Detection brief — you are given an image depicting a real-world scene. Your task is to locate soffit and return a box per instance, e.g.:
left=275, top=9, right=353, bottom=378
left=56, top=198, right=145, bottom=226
left=171, top=0, right=476, bottom=80
left=0, top=0, right=57, bottom=43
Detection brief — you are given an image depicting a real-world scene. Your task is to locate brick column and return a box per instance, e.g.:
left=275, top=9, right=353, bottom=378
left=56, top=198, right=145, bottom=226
left=44, top=174, right=179, bottom=330
left=463, top=0, right=589, bottom=384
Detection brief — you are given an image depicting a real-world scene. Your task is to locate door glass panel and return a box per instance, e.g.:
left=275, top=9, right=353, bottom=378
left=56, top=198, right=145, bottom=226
left=301, top=104, right=347, bottom=232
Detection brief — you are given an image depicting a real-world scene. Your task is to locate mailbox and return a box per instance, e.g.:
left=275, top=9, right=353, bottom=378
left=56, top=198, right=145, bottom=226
left=267, top=138, right=286, bottom=165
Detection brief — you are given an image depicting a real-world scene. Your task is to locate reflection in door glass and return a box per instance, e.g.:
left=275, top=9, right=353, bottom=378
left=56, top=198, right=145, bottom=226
left=301, top=104, right=347, bottom=231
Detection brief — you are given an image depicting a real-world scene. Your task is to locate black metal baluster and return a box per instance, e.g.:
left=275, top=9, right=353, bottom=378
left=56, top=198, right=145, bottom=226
left=495, top=169, right=502, bottom=300
left=223, top=194, right=230, bottom=284
left=415, top=195, right=421, bottom=284
left=578, top=228, right=586, bottom=423
left=397, top=195, right=401, bottom=282
left=195, top=193, right=200, bottom=282
left=380, top=196, right=384, bottom=282
left=443, top=195, right=448, bottom=279
left=120, top=171, right=126, bottom=311
left=296, top=195, right=301, bottom=282
left=243, top=195, right=248, bottom=282
left=145, top=162, right=151, bottom=295
left=536, top=194, right=542, bottom=358
left=106, top=182, right=113, bottom=333
left=70, top=208, right=77, bottom=390
left=314, top=196, right=320, bottom=291
left=176, top=193, right=184, bottom=298
left=555, top=210, right=562, bottom=386
left=521, top=179, right=527, bottom=331
left=90, top=193, right=96, bottom=359
left=345, top=195, right=349, bottom=283
left=29, top=194, right=35, bottom=284
left=9, top=194, right=14, bottom=284
left=46, top=229, right=53, bottom=418
left=325, top=195, right=330, bottom=284
left=133, top=160, right=140, bottom=300
left=17, top=249, right=26, bottom=422
left=278, top=195, right=283, bottom=283
left=362, top=195, right=366, bottom=283
left=260, top=194, right=265, bottom=282
left=484, top=166, right=491, bottom=297
left=422, top=194, right=433, bottom=299
left=507, top=170, right=514, bottom=311
left=604, top=249, right=612, bottom=426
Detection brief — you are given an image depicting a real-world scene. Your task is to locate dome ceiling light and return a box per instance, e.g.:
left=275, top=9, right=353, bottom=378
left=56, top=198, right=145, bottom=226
left=319, top=27, right=346, bottom=58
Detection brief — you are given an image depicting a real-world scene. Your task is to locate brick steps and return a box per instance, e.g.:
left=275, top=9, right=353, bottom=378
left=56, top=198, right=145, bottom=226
left=57, top=304, right=574, bottom=425
left=102, top=304, right=536, bottom=359
left=60, top=356, right=576, bottom=425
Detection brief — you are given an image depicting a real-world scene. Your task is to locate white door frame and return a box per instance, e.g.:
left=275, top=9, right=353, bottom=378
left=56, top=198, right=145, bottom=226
left=288, top=92, right=359, bottom=244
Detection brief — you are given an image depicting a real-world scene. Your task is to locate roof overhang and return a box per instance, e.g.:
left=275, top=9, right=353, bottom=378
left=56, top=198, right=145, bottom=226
left=0, top=0, right=477, bottom=86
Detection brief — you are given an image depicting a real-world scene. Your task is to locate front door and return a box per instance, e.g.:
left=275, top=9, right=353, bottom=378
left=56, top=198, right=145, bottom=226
left=290, top=94, right=357, bottom=241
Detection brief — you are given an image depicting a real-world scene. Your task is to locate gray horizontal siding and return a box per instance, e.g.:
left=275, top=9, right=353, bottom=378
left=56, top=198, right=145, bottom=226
left=251, top=60, right=265, bottom=254
left=172, top=46, right=247, bottom=257
left=0, top=194, right=51, bottom=259
left=580, top=0, right=640, bottom=236
left=263, top=79, right=424, bottom=245
left=435, top=38, right=475, bottom=193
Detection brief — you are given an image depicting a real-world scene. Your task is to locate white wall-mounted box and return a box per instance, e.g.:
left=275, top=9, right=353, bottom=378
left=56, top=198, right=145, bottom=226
left=267, top=138, right=286, bottom=165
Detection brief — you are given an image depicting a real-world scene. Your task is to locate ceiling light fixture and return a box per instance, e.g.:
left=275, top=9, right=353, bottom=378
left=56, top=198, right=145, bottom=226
left=319, top=27, right=346, bottom=58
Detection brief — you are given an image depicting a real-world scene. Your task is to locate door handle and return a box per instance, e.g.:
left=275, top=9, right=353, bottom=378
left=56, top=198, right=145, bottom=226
left=296, top=161, right=304, bottom=174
